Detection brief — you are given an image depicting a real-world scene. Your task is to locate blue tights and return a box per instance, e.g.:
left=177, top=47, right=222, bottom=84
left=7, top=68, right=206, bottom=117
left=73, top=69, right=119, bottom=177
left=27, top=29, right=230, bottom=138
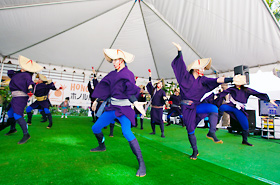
left=92, top=111, right=136, bottom=141
left=219, top=104, right=248, bottom=130
left=7, top=108, right=22, bottom=120
left=188, top=103, right=218, bottom=134
left=26, top=106, right=50, bottom=114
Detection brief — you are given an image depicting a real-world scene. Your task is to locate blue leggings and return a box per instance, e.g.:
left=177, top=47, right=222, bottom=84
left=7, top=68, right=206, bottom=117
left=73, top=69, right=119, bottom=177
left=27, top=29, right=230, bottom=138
left=92, top=110, right=136, bottom=141
left=187, top=103, right=218, bottom=134
left=26, top=106, right=50, bottom=114
left=219, top=104, right=248, bottom=130
left=7, top=107, right=22, bottom=120
left=196, top=103, right=218, bottom=114
left=167, top=111, right=183, bottom=119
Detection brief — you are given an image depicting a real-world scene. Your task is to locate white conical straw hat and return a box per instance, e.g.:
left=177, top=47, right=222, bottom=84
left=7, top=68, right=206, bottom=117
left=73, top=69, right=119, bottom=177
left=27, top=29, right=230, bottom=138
left=103, top=49, right=135, bottom=63
left=187, top=58, right=212, bottom=72
left=233, top=74, right=247, bottom=85
left=19, top=55, right=43, bottom=72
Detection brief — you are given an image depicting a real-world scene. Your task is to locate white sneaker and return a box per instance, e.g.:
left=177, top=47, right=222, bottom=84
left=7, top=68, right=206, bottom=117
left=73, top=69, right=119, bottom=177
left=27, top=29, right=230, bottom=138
left=65, top=116, right=67, bottom=118
left=61, top=115, right=64, bottom=118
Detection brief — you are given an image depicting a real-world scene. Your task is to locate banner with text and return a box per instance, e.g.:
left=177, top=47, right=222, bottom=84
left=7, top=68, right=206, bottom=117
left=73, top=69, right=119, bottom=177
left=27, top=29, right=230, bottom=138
left=48, top=80, right=91, bottom=107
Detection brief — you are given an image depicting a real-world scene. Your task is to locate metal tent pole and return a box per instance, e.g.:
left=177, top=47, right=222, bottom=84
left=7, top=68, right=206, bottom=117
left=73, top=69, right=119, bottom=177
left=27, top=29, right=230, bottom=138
left=0, top=0, right=98, bottom=10
left=7, top=0, right=131, bottom=56
left=262, top=0, right=280, bottom=32
left=96, top=0, right=137, bottom=72
left=139, top=1, right=160, bottom=79
left=141, top=0, right=219, bottom=74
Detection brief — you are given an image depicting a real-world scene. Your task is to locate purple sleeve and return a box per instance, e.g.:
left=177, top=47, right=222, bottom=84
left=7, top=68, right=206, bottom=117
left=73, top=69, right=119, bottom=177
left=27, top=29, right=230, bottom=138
left=46, top=82, right=56, bottom=90
left=125, top=79, right=140, bottom=99
left=92, top=74, right=111, bottom=100
left=247, top=88, right=270, bottom=102
left=214, top=89, right=230, bottom=107
left=146, top=82, right=154, bottom=95
left=7, top=70, right=15, bottom=78
left=201, top=77, right=220, bottom=92
left=25, top=74, right=35, bottom=88
left=171, top=52, right=191, bottom=85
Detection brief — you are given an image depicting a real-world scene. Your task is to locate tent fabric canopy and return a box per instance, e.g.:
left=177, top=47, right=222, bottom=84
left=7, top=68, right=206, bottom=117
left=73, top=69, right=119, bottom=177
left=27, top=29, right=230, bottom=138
left=1, top=0, right=280, bottom=80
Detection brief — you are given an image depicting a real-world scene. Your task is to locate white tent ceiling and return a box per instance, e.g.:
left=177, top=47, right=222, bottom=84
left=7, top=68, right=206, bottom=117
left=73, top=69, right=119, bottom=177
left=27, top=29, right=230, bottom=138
left=1, top=0, right=280, bottom=80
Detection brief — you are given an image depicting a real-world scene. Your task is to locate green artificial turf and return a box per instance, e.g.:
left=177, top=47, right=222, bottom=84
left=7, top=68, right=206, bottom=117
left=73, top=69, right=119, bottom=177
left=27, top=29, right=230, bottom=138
left=0, top=116, right=279, bottom=185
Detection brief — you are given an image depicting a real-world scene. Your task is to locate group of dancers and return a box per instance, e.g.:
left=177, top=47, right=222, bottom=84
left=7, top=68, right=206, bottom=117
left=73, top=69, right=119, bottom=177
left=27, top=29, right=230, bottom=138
left=3, top=42, right=277, bottom=178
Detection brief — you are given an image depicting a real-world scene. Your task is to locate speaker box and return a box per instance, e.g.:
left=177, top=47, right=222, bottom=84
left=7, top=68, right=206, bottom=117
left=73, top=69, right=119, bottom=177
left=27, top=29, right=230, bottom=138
left=228, top=110, right=256, bottom=133
left=234, top=65, right=249, bottom=84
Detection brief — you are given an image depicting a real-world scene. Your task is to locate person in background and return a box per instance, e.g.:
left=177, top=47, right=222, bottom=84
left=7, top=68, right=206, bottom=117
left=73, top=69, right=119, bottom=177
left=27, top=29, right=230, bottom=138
left=60, top=97, right=70, bottom=118
left=166, top=88, right=182, bottom=126
left=134, top=85, right=146, bottom=129
left=5, top=55, right=43, bottom=144
left=88, top=67, right=98, bottom=122
left=91, top=48, right=146, bottom=177
left=146, top=69, right=168, bottom=138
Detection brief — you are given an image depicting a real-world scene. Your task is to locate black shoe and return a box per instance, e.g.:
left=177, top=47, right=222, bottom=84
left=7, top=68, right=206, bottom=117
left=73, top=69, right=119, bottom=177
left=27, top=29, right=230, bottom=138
left=40, top=119, right=47, bottom=123
left=149, top=132, right=155, bottom=135
left=190, top=150, right=199, bottom=160
left=166, top=123, right=171, bottom=126
left=90, top=145, right=106, bottom=152
left=242, top=141, right=253, bottom=146
left=161, top=133, right=165, bottom=138
left=5, top=129, right=17, bottom=135
left=206, top=132, right=223, bottom=143
left=18, top=133, right=31, bottom=144
left=141, top=127, right=143, bottom=130
left=5, top=129, right=17, bottom=136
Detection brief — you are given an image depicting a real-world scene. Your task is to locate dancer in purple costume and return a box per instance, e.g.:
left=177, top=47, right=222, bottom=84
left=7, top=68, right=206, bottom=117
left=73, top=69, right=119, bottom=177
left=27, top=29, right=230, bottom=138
left=90, top=67, right=115, bottom=135
left=5, top=55, right=43, bottom=144
left=146, top=70, right=168, bottom=138
left=26, top=74, right=58, bottom=128
left=166, top=88, right=183, bottom=126
left=171, top=42, right=233, bottom=160
left=215, top=75, right=278, bottom=146
left=90, top=49, right=146, bottom=177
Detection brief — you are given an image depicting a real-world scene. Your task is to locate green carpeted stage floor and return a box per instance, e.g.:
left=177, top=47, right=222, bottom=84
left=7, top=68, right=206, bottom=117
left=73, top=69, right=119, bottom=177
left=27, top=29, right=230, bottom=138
left=1, top=116, right=279, bottom=185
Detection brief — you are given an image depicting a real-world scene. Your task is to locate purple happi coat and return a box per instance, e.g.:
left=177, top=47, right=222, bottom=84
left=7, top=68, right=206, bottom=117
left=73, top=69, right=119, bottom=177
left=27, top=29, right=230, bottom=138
left=146, top=82, right=166, bottom=124
left=92, top=66, right=140, bottom=126
left=171, top=52, right=220, bottom=132
left=215, top=86, right=270, bottom=120
left=30, top=82, right=56, bottom=109
left=8, top=70, right=34, bottom=116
